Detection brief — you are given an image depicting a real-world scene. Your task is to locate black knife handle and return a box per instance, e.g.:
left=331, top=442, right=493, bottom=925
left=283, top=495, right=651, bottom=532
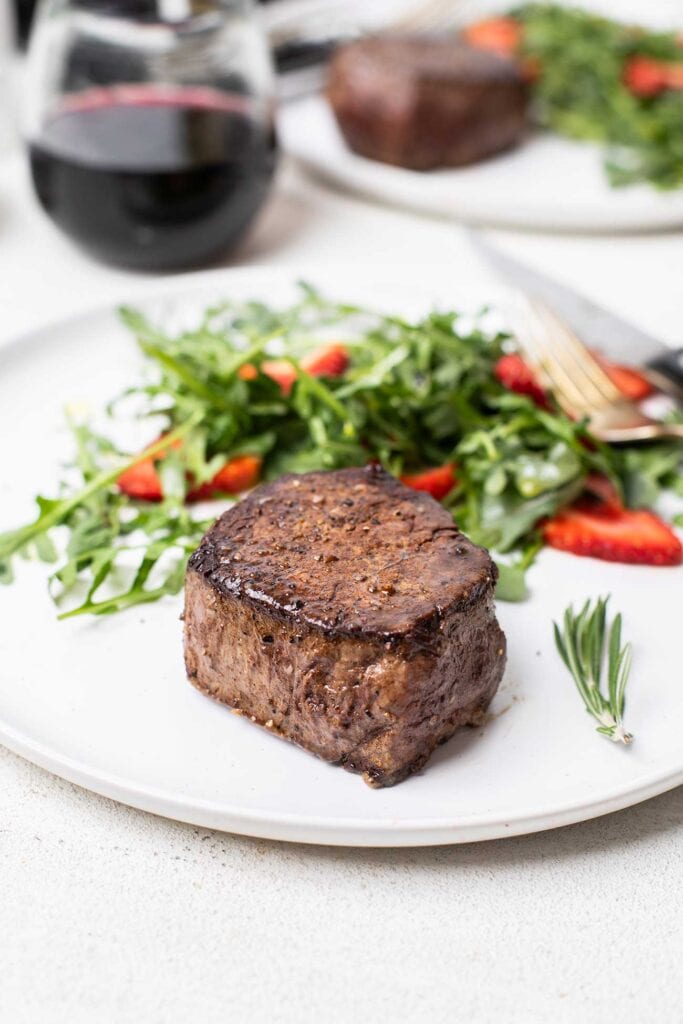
left=274, top=38, right=340, bottom=74
left=647, top=347, right=683, bottom=396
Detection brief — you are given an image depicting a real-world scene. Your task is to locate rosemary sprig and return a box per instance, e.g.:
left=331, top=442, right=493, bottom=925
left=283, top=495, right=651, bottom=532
left=553, top=596, right=633, bottom=744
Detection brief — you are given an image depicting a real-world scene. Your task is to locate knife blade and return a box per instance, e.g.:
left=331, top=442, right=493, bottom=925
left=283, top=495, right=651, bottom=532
left=468, top=230, right=683, bottom=396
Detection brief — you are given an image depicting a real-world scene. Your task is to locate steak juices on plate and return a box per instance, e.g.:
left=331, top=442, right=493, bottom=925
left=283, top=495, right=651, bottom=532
left=183, top=466, right=506, bottom=786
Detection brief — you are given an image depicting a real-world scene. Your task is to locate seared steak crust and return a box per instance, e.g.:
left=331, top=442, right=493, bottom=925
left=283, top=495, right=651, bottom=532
left=327, top=36, right=528, bottom=171
left=184, top=466, right=506, bottom=786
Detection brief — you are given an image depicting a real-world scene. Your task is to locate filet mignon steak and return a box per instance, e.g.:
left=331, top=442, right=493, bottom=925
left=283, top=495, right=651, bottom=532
left=184, top=465, right=506, bottom=787
left=327, top=36, right=529, bottom=170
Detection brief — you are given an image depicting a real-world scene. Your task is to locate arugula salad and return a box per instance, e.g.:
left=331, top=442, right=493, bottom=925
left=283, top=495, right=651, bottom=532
left=0, top=285, right=680, bottom=617
left=465, top=4, right=683, bottom=189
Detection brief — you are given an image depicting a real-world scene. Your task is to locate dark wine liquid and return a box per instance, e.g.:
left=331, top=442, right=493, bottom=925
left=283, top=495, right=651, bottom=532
left=29, top=88, right=277, bottom=270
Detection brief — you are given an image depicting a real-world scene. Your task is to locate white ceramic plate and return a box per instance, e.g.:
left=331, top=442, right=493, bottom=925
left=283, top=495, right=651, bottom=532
left=0, top=266, right=681, bottom=846
left=278, top=95, right=683, bottom=233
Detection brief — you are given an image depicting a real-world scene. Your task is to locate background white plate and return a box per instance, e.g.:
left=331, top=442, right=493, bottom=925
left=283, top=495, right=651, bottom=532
left=0, top=266, right=681, bottom=846
left=278, top=95, right=683, bottom=233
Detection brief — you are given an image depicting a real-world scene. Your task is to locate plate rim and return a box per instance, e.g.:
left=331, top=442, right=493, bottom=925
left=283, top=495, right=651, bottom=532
left=277, top=95, right=683, bottom=233
left=1, top=715, right=681, bottom=846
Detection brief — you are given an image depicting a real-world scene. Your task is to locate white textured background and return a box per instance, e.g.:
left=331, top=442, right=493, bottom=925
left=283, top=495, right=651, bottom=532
left=1, top=746, right=682, bottom=1024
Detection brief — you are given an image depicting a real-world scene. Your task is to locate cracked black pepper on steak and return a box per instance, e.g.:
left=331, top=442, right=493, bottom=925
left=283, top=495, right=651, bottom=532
left=183, top=465, right=507, bottom=787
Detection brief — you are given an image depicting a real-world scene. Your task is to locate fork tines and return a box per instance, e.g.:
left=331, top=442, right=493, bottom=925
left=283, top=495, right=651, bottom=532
left=506, top=294, right=623, bottom=418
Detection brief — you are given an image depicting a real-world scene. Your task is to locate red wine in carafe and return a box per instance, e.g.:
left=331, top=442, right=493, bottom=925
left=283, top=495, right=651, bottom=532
left=29, top=87, right=277, bottom=270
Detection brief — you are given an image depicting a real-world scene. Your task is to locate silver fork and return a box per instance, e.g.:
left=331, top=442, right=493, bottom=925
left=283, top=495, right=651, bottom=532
left=507, top=295, right=683, bottom=443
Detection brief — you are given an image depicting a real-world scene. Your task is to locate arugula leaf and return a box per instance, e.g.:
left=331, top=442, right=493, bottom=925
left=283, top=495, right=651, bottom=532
left=515, top=4, right=683, bottom=189
left=617, top=441, right=683, bottom=509
left=471, top=478, right=583, bottom=553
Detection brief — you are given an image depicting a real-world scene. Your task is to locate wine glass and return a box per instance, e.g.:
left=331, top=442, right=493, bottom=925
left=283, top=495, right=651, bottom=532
left=25, top=0, right=278, bottom=270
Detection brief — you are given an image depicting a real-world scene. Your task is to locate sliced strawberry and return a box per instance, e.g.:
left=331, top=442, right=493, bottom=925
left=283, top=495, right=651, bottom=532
left=301, top=342, right=349, bottom=378
left=117, top=457, right=164, bottom=502
left=238, top=358, right=297, bottom=394
left=665, top=65, right=683, bottom=88
left=494, top=353, right=549, bottom=408
left=117, top=434, right=182, bottom=501
left=624, top=56, right=669, bottom=96
left=239, top=343, right=349, bottom=397
left=187, top=455, right=262, bottom=502
left=580, top=474, right=623, bottom=516
left=592, top=351, right=653, bottom=401
left=463, top=17, right=522, bottom=58
left=543, top=506, right=682, bottom=566
left=624, top=55, right=683, bottom=97
left=401, top=463, right=457, bottom=501
left=261, top=359, right=298, bottom=396
left=119, top=434, right=261, bottom=503
left=237, top=363, right=258, bottom=382
left=497, top=350, right=654, bottom=407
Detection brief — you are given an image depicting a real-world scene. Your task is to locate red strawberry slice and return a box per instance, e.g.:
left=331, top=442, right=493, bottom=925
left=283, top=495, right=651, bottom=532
left=187, top=455, right=262, bottom=502
left=259, top=359, right=298, bottom=396
left=624, top=55, right=683, bottom=97
left=301, top=342, right=349, bottom=378
left=463, top=17, right=539, bottom=79
left=591, top=352, right=653, bottom=401
left=117, top=456, right=164, bottom=502
left=625, top=56, right=670, bottom=96
left=117, top=435, right=182, bottom=502
left=543, top=506, right=682, bottom=566
left=401, top=463, right=457, bottom=501
left=239, top=343, right=349, bottom=397
left=237, top=362, right=258, bottom=382
left=463, top=17, right=522, bottom=58
left=495, top=351, right=653, bottom=407
left=118, top=436, right=261, bottom=503
left=494, top=353, right=549, bottom=408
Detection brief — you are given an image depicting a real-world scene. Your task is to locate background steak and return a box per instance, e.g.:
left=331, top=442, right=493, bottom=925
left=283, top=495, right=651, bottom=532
left=327, top=36, right=529, bottom=170
left=184, top=465, right=506, bottom=787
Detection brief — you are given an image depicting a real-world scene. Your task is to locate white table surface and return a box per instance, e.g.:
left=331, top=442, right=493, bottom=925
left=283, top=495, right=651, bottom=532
left=0, top=151, right=682, bottom=1024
